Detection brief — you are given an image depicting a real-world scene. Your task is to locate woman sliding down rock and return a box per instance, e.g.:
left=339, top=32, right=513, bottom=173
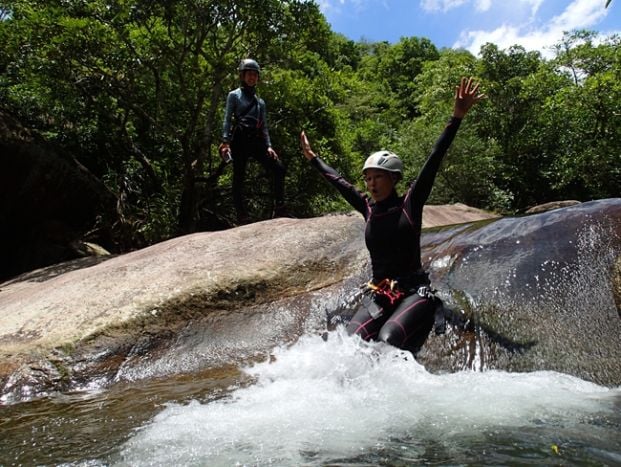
left=300, top=77, right=485, bottom=355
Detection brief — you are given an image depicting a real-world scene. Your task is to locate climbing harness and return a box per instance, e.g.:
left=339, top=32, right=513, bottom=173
left=365, top=278, right=405, bottom=306
left=417, top=285, right=447, bottom=335
left=416, top=285, right=446, bottom=336
left=362, top=278, right=447, bottom=334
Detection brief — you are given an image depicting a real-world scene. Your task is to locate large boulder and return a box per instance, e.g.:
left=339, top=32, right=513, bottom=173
left=419, top=198, right=621, bottom=386
left=0, top=214, right=368, bottom=402
left=3, top=200, right=619, bottom=402
left=0, top=205, right=496, bottom=402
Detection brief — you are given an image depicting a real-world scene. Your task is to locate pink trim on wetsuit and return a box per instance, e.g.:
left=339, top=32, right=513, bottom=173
left=385, top=297, right=429, bottom=346
left=351, top=315, right=380, bottom=340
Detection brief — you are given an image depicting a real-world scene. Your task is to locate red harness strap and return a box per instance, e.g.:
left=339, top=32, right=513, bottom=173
left=366, top=278, right=405, bottom=306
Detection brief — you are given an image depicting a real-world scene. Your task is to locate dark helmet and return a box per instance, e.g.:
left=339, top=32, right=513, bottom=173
left=238, top=58, right=260, bottom=74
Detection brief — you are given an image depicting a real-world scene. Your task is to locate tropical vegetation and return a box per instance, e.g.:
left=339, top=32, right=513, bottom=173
left=1, top=0, right=619, bottom=250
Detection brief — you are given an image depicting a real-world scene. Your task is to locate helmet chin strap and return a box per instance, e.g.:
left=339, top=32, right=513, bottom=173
left=241, top=82, right=256, bottom=93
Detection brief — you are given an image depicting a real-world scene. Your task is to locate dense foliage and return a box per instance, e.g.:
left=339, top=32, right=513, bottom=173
left=1, top=1, right=619, bottom=251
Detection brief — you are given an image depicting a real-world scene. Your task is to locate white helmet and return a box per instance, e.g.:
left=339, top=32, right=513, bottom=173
left=362, top=151, right=403, bottom=175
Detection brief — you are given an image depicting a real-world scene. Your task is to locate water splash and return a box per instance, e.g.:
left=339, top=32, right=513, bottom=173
left=464, top=216, right=620, bottom=314
left=426, top=216, right=621, bottom=380
left=117, top=327, right=620, bottom=466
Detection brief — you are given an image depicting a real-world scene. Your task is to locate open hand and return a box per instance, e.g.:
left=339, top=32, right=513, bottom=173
left=453, top=77, right=486, bottom=119
left=267, top=146, right=279, bottom=160
left=300, top=131, right=316, bottom=160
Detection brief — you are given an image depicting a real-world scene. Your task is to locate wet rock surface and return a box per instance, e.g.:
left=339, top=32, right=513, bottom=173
left=0, top=213, right=369, bottom=402
left=418, top=199, right=621, bottom=386
left=1, top=200, right=620, bottom=403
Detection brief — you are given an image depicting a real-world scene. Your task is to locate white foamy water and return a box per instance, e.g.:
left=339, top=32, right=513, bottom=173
left=117, top=328, right=620, bottom=466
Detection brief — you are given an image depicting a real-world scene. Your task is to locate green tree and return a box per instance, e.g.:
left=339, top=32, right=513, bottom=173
left=548, top=32, right=621, bottom=199
left=2, top=1, right=619, bottom=252
left=476, top=43, right=552, bottom=210
left=396, top=49, right=506, bottom=210
left=1, top=0, right=332, bottom=243
left=356, top=37, right=439, bottom=119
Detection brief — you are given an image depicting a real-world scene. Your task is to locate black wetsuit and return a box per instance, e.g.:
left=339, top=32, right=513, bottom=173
left=310, top=117, right=462, bottom=354
left=222, top=84, right=285, bottom=217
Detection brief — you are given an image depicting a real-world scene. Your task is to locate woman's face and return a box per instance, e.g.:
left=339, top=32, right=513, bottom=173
left=364, top=168, right=397, bottom=202
left=242, top=70, right=259, bottom=87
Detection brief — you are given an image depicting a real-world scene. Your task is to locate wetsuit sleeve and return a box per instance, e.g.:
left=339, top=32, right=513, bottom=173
left=259, top=99, right=272, bottom=147
left=310, top=157, right=369, bottom=217
left=222, top=91, right=237, bottom=143
left=404, top=116, right=462, bottom=218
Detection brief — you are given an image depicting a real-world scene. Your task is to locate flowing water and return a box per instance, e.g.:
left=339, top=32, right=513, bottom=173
left=3, top=200, right=621, bottom=465
left=2, top=328, right=620, bottom=466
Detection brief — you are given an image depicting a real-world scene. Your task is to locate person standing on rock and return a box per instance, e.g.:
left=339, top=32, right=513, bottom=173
left=219, top=58, right=290, bottom=224
left=300, top=77, right=485, bottom=355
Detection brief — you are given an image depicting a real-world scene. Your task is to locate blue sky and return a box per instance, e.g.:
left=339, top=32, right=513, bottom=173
left=318, top=0, right=620, bottom=57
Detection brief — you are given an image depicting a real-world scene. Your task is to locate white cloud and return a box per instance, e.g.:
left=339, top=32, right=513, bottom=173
left=525, top=0, right=545, bottom=17
left=454, top=0, right=611, bottom=57
left=474, top=0, right=492, bottom=12
left=319, top=0, right=617, bottom=57
left=549, top=0, right=608, bottom=30
left=455, top=24, right=557, bottom=57
left=316, top=0, right=346, bottom=14
left=421, top=0, right=544, bottom=14
left=420, top=0, right=468, bottom=12
left=420, top=0, right=543, bottom=14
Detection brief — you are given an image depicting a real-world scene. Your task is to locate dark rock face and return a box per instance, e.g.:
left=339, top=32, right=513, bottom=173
left=0, top=112, right=116, bottom=281
left=614, top=256, right=621, bottom=318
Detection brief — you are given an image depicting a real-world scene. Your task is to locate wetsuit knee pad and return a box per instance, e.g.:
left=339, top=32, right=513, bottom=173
left=345, top=295, right=385, bottom=340
left=377, top=294, right=434, bottom=350
left=376, top=324, right=405, bottom=348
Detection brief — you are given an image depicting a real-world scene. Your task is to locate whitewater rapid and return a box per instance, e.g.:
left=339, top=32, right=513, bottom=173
left=117, top=327, right=620, bottom=466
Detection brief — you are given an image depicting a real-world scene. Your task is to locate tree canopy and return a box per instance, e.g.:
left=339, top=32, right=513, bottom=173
left=1, top=1, right=619, bottom=252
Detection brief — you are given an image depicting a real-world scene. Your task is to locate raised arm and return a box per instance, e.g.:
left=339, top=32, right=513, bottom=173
left=300, top=131, right=369, bottom=217
left=405, top=77, right=485, bottom=216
